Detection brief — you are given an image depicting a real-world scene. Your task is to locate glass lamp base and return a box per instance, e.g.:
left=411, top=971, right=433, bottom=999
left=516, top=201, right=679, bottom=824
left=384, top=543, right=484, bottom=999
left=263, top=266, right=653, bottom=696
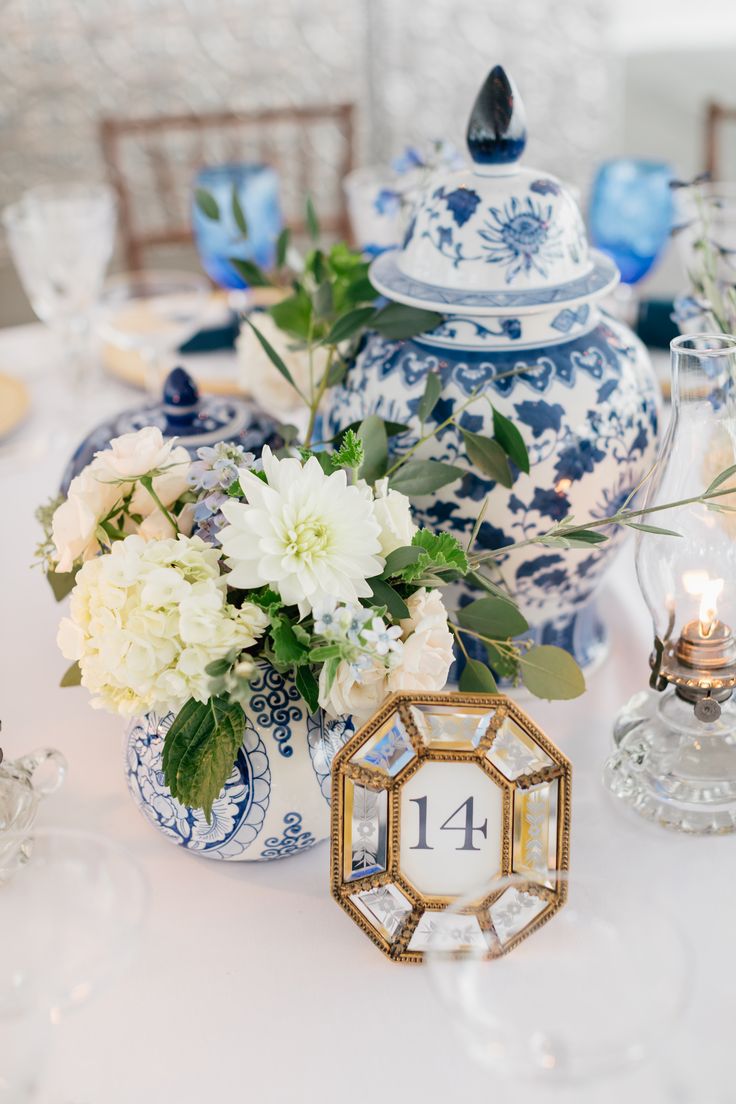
left=604, top=688, right=736, bottom=834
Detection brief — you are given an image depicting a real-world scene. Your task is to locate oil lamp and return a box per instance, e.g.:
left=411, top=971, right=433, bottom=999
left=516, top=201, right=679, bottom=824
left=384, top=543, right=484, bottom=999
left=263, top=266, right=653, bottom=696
left=604, top=334, right=736, bottom=833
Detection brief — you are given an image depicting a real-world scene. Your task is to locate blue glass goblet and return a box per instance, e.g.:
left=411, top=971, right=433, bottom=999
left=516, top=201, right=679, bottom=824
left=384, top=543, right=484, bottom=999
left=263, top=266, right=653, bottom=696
left=192, top=164, right=282, bottom=290
left=589, top=159, right=673, bottom=285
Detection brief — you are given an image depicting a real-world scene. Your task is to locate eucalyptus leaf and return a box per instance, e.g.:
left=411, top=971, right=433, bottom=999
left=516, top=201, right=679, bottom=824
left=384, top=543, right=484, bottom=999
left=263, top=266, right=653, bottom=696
left=276, top=227, right=291, bottom=268
left=244, top=317, right=300, bottom=394
left=372, top=303, right=443, bottom=339
left=626, top=522, right=682, bottom=537
left=194, top=188, right=219, bottom=220
left=388, top=460, right=465, bottom=497
left=60, top=661, right=81, bottom=688
left=457, top=596, right=529, bottom=639
left=706, top=461, right=736, bottom=492
left=367, top=577, right=410, bottom=621
left=520, top=645, right=586, bottom=700
left=555, top=528, right=608, bottom=546
left=231, top=184, right=248, bottom=237
left=418, top=371, right=442, bottom=424
left=269, top=289, right=312, bottom=339
left=485, top=643, right=519, bottom=680
left=462, top=430, right=513, bottom=487
left=458, top=659, right=498, bottom=694
left=333, top=420, right=410, bottom=446
left=306, top=195, right=320, bottom=241
left=358, top=415, right=388, bottom=483
left=229, top=258, right=271, bottom=288
left=492, top=406, right=530, bottom=473
left=161, top=696, right=246, bottom=821
left=324, top=306, right=376, bottom=345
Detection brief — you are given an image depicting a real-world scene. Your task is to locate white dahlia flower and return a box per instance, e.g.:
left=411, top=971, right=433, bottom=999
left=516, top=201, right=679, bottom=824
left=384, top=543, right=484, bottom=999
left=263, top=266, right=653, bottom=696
left=218, top=446, right=384, bottom=617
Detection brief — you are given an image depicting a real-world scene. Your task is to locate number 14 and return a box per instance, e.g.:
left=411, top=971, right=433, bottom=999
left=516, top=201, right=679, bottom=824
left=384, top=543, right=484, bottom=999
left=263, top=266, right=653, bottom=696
left=410, top=795, right=488, bottom=852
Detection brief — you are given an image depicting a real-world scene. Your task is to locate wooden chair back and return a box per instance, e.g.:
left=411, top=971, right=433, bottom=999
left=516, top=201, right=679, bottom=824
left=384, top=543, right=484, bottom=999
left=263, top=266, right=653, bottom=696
left=705, top=101, right=736, bottom=180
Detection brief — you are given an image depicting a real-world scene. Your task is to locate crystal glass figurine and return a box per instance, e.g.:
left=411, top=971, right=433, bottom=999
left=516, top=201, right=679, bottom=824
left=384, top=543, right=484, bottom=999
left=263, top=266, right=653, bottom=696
left=605, top=334, right=736, bottom=833
left=0, top=743, right=66, bottom=877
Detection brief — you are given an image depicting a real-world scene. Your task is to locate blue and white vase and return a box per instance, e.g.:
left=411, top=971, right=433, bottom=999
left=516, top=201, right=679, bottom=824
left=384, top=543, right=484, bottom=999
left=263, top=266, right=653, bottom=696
left=326, top=66, right=661, bottom=670
left=124, top=662, right=355, bottom=861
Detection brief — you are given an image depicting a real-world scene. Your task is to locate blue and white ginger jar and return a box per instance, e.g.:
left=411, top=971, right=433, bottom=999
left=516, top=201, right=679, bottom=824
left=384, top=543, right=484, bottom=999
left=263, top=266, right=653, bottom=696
left=125, top=662, right=355, bottom=861
left=326, top=65, right=661, bottom=670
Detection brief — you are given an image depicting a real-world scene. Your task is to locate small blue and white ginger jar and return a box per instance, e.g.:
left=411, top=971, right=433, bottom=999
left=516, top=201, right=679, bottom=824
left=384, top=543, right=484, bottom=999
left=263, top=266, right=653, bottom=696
left=125, top=662, right=355, bottom=861
left=326, top=65, right=661, bottom=671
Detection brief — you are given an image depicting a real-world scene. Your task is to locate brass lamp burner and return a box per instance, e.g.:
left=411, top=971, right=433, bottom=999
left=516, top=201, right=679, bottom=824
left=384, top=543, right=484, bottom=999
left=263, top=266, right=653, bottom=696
left=651, top=619, right=736, bottom=721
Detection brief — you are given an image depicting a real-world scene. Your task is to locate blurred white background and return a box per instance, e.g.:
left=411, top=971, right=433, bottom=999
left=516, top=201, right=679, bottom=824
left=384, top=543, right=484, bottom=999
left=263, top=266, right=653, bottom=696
left=0, top=0, right=734, bottom=323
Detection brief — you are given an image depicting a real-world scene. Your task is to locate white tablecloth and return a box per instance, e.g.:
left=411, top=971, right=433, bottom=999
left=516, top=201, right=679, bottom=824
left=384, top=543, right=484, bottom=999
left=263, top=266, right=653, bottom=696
left=1, top=324, right=734, bottom=1104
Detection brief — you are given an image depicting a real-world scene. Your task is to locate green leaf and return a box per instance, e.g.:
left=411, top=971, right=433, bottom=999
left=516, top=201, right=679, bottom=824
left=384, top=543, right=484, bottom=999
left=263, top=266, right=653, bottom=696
left=47, top=568, right=78, bottom=602
left=308, top=643, right=343, bottom=662
left=248, top=586, right=283, bottom=612
left=358, top=415, right=388, bottom=483
left=332, top=420, right=410, bottom=446
left=459, top=659, right=498, bottom=694
left=626, top=522, right=682, bottom=537
left=343, top=273, right=378, bottom=307
left=271, top=616, right=310, bottom=667
left=231, top=184, right=248, bottom=237
left=194, top=187, right=219, bottom=220
left=462, top=430, right=513, bottom=487
left=557, top=528, right=608, bottom=545
left=367, top=578, right=410, bottom=621
left=313, top=279, right=333, bottom=319
left=229, top=258, right=272, bottom=288
left=162, top=696, right=245, bottom=821
left=418, top=371, right=442, bottom=424
left=706, top=463, right=736, bottom=494
left=276, top=227, right=291, bottom=268
left=520, top=645, right=586, bottom=701
left=295, top=666, right=320, bottom=714
left=323, top=656, right=340, bottom=695
left=457, top=596, right=529, bottom=639
left=492, top=406, right=530, bottom=474
left=244, top=316, right=300, bottom=394
left=60, top=661, right=81, bottom=687
left=400, top=530, right=469, bottom=583
left=324, top=306, right=376, bottom=345
left=381, top=545, right=424, bottom=579
left=306, top=195, right=320, bottom=241
left=331, top=428, right=364, bottom=471
left=389, top=460, right=465, bottom=497
left=269, top=289, right=312, bottom=340
left=371, top=303, right=443, bottom=340
left=205, top=656, right=233, bottom=678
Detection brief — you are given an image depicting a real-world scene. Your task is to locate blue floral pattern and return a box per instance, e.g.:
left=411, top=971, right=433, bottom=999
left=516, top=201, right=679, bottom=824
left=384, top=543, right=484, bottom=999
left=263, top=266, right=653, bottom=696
left=325, top=313, right=659, bottom=667
left=248, top=663, right=304, bottom=758
left=479, top=196, right=563, bottom=282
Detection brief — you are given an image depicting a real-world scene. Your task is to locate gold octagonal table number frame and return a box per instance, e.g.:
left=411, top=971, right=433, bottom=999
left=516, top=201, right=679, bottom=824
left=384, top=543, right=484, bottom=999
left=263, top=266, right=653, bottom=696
left=330, top=692, right=572, bottom=963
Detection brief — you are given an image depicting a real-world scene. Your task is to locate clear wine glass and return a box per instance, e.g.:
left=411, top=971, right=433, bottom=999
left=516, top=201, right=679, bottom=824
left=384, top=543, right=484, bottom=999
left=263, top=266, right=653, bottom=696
left=3, top=183, right=117, bottom=391
left=425, top=870, right=690, bottom=1098
left=0, top=827, right=148, bottom=1102
left=98, top=269, right=212, bottom=397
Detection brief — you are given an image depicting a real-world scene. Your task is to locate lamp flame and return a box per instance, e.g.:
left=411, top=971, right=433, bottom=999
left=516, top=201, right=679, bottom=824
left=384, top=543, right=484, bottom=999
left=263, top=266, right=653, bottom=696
left=683, top=570, right=724, bottom=637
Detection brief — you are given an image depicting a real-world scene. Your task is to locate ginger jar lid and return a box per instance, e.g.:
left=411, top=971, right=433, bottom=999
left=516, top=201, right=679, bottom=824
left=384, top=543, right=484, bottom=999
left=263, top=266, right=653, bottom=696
left=370, top=65, right=619, bottom=316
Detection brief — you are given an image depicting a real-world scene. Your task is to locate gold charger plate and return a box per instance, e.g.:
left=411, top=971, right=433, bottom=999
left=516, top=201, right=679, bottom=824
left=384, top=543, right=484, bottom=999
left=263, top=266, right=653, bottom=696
left=0, top=373, right=30, bottom=438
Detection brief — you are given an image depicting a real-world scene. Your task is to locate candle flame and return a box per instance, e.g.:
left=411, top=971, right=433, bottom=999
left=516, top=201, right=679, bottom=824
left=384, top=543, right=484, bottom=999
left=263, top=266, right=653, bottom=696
left=682, top=570, right=724, bottom=637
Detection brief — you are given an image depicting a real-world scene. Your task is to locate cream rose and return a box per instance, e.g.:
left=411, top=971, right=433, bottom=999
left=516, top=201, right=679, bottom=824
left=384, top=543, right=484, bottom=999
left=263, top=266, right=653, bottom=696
left=387, top=588, right=454, bottom=694
left=318, top=656, right=389, bottom=723
left=236, top=312, right=329, bottom=423
left=371, top=478, right=417, bottom=557
left=51, top=428, right=192, bottom=572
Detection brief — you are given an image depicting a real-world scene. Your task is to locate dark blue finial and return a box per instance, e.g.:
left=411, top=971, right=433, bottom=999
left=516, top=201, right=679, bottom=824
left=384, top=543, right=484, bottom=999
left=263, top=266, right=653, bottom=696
left=162, top=367, right=199, bottom=429
left=467, top=65, right=527, bottom=168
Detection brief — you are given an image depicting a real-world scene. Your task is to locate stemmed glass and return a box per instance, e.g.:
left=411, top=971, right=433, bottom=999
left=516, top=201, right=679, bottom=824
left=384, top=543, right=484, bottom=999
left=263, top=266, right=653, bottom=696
left=98, top=269, right=212, bottom=398
left=0, top=827, right=148, bottom=1102
left=3, top=183, right=117, bottom=394
left=425, top=871, right=690, bottom=1100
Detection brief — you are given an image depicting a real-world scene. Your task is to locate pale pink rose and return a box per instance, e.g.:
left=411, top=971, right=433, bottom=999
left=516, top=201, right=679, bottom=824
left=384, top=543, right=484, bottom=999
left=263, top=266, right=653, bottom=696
left=371, top=478, right=417, bottom=557
left=387, top=588, right=454, bottom=694
left=51, top=464, right=121, bottom=571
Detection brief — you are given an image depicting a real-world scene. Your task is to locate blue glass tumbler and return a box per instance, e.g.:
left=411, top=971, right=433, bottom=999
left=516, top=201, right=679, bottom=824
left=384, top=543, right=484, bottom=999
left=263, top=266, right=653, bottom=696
left=192, top=164, right=282, bottom=290
left=588, top=159, right=673, bottom=285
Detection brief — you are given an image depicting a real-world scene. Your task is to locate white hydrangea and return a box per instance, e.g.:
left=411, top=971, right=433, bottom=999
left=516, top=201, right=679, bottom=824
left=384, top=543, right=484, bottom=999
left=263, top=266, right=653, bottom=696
left=57, top=534, right=268, bottom=717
